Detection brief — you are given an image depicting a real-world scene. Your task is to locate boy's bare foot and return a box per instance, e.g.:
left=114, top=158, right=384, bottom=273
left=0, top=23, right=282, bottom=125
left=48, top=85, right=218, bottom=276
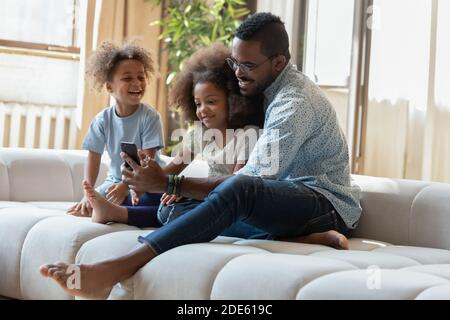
left=39, top=262, right=115, bottom=299
left=83, top=180, right=128, bottom=224
left=282, top=230, right=349, bottom=250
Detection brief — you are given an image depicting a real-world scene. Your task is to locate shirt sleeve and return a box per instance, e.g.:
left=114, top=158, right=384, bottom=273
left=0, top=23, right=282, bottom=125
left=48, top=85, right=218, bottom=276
left=141, top=111, right=164, bottom=150
left=82, top=113, right=106, bottom=154
left=236, top=94, right=316, bottom=178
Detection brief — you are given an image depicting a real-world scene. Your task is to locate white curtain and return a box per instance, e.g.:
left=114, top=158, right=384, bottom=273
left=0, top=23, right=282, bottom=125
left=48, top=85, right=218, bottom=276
left=364, top=0, right=450, bottom=183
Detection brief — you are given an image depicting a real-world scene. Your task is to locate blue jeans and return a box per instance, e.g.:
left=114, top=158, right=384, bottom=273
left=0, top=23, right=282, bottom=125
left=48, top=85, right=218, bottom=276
left=157, top=198, right=272, bottom=239
left=138, top=175, right=349, bottom=254
left=123, top=193, right=163, bottom=228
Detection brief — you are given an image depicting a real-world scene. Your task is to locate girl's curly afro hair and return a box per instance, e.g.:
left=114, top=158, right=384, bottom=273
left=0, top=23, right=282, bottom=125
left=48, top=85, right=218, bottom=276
left=169, top=42, right=263, bottom=129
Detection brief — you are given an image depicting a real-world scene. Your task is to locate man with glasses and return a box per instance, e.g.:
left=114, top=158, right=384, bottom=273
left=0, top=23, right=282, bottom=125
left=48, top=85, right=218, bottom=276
left=40, top=12, right=361, bottom=299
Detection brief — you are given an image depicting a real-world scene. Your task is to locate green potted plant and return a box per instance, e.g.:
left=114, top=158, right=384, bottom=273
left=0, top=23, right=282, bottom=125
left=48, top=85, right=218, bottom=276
left=149, top=0, right=250, bottom=85
left=148, top=0, right=250, bottom=154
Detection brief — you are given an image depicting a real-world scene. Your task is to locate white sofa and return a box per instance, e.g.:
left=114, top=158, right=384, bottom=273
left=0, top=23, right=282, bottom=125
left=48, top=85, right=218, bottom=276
left=1, top=147, right=450, bottom=300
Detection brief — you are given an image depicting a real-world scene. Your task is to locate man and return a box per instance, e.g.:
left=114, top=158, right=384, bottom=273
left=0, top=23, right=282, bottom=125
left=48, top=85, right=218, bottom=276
left=40, top=12, right=361, bottom=299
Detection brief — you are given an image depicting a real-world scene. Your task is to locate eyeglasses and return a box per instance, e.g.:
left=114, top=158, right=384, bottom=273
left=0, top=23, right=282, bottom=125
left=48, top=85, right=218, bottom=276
left=226, top=55, right=275, bottom=73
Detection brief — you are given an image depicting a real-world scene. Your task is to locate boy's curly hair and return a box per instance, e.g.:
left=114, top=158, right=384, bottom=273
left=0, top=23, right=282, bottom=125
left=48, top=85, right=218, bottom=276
left=169, top=42, right=264, bottom=129
left=86, top=40, right=155, bottom=92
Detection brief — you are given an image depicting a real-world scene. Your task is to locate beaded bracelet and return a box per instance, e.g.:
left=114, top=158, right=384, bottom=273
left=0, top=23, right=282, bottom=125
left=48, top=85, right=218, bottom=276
left=175, top=175, right=185, bottom=197
left=167, top=174, right=175, bottom=195
left=167, top=174, right=185, bottom=196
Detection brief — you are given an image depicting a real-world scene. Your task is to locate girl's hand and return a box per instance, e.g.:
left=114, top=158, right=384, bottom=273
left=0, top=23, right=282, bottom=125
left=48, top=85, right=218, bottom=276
left=160, top=193, right=183, bottom=206
left=67, top=196, right=92, bottom=217
left=130, top=189, right=144, bottom=206
left=106, top=182, right=129, bottom=205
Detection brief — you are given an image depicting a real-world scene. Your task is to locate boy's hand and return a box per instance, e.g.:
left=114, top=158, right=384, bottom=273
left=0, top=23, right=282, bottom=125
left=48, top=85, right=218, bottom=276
left=67, top=196, right=92, bottom=217
left=106, top=182, right=129, bottom=205
left=160, top=193, right=182, bottom=206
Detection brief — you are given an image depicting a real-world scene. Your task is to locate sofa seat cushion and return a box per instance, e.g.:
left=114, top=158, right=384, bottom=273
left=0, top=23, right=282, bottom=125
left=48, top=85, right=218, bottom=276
left=0, top=206, right=64, bottom=299
left=0, top=201, right=35, bottom=210
left=297, top=269, right=449, bottom=300
left=75, top=228, right=450, bottom=300
left=415, top=284, right=450, bottom=300
left=19, top=216, right=139, bottom=299
left=26, top=201, right=75, bottom=211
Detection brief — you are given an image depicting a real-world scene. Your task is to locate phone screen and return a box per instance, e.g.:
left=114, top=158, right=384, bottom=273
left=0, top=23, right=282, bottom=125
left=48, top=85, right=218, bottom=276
left=120, top=142, right=140, bottom=170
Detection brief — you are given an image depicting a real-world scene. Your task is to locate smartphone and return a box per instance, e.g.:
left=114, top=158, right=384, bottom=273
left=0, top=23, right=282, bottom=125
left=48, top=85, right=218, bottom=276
left=120, top=142, right=140, bottom=170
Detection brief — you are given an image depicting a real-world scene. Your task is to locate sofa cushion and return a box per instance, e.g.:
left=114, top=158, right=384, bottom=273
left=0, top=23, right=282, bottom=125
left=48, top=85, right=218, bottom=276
left=0, top=207, right=63, bottom=299
left=20, top=216, right=138, bottom=299
left=296, top=269, right=449, bottom=300
left=211, top=254, right=357, bottom=300
left=351, top=175, right=430, bottom=246
left=415, top=285, right=450, bottom=300
left=410, top=183, right=450, bottom=250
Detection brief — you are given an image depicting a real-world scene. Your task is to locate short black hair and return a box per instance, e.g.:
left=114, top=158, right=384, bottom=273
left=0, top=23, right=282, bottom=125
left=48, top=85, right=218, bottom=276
left=234, top=12, right=290, bottom=61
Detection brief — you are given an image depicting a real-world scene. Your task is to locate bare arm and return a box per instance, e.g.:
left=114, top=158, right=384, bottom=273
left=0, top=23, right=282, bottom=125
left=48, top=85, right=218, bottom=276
left=67, top=151, right=101, bottom=215
left=85, top=151, right=102, bottom=186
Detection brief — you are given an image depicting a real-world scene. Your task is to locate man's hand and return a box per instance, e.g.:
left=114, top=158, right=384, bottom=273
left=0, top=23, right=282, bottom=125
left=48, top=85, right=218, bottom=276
left=106, top=182, right=129, bottom=205
left=66, top=196, right=92, bottom=217
left=121, top=151, right=167, bottom=194
left=160, top=193, right=183, bottom=206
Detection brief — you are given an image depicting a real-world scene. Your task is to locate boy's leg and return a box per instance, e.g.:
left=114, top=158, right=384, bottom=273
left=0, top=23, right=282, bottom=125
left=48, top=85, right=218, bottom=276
left=126, top=205, right=161, bottom=228
left=122, top=192, right=163, bottom=207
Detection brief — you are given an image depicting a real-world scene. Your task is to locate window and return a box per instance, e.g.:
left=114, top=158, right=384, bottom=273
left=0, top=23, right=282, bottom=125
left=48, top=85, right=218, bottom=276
left=303, top=0, right=355, bottom=87
left=0, top=0, right=80, bottom=53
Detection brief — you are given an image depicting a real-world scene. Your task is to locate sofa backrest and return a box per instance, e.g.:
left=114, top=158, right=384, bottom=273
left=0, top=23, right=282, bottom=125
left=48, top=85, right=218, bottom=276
left=0, top=148, right=109, bottom=202
left=352, top=174, right=450, bottom=250
left=1, top=148, right=449, bottom=250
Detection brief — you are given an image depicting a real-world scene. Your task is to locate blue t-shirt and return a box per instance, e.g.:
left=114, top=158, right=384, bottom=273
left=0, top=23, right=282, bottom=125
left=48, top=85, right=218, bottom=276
left=82, top=103, right=164, bottom=181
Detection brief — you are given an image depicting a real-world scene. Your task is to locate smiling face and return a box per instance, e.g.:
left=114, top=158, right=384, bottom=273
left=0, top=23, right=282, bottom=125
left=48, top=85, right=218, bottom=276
left=193, top=81, right=228, bottom=130
left=106, top=59, right=147, bottom=109
left=230, top=38, right=279, bottom=97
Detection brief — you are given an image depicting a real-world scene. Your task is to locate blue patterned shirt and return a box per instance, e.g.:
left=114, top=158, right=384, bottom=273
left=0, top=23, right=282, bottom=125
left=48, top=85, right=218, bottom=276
left=237, top=63, right=362, bottom=229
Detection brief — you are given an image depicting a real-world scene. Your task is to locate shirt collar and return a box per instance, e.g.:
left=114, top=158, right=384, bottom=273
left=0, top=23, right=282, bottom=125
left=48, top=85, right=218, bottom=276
left=263, top=62, right=295, bottom=102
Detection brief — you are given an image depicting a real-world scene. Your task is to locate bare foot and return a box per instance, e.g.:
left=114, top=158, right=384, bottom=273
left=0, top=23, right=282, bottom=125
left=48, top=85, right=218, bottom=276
left=83, top=180, right=128, bottom=224
left=282, top=230, right=349, bottom=250
left=39, top=245, right=157, bottom=299
left=39, top=262, right=115, bottom=299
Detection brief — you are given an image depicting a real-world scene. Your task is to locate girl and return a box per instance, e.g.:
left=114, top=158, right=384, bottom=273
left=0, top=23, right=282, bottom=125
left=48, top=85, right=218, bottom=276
left=67, top=41, right=164, bottom=216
